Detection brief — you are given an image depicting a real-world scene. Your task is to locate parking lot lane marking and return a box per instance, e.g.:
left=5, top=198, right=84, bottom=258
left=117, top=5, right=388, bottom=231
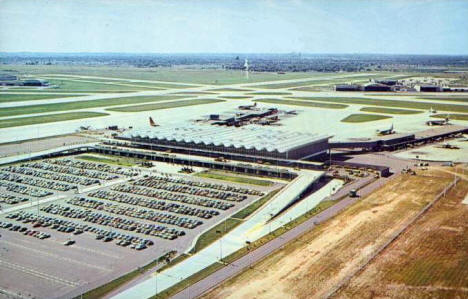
left=0, top=260, right=79, bottom=287
left=2, top=240, right=111, bottom=272
left=72, top=244, right=121, bottom=259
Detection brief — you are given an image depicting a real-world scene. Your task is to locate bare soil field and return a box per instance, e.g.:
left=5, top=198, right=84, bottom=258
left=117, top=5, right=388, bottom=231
left=202, top=168, right=458, bottom=299
left=334, top=167, right=468, bottom=299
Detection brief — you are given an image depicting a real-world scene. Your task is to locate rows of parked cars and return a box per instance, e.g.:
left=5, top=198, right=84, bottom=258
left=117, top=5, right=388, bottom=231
left=0, top=172, right=75, bottom=192
left=3, top=166, right=99, bottom=186
left=0, top=221, right=51, bottom=239
left=0, top=181, right=52, bottom=197
left=148, top=174, right=265, bottom=196
left=68, top=197, right=203, bottom=229
left=111, top=185, right=234, bottom=210
left=0, top=194, right=29, bottom=205
left=135, top=176, right=248, bottom=202
left=27, top=161, right=119, bottom=181
left=46, top=159, right=139, bottom=177
left=88, top=189, right=220, bottom=219
left=5, top=211, right=153, bottom=250
left=41, top=203, right=184, bottom=240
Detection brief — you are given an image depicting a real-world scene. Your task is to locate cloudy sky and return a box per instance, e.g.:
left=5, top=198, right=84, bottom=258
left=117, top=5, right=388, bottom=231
left=1, top=0, right=467, bottom=54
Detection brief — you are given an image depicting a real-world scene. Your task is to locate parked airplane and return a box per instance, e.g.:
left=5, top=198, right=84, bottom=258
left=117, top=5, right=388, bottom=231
left=426, top=115, right=449, bottom=126
left=238, top=102, right=257, bottom=110
left=149, top=117, right=159, bottom=127
left=377, top=123, right=395, bottom=136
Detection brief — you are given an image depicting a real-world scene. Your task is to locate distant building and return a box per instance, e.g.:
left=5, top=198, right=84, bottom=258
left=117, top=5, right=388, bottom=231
left=22, top=79, right=49, bottom=86
left=0, top=74, right=17, bottom=81
left=363, top=83, right=392, bottom=92
left=375, top=79, right=398, bottom=86
left=335, top=84, right=362, bottom=91
left=419, top=85, right=441, bottom=92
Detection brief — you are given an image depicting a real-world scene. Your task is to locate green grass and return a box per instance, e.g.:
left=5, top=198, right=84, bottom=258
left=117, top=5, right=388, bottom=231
left=360, top=107, right=423, bottom=114
left=46, top=79, right=159, bottom=92
left=5, top=65, right=316, bottom=85
left=106, top=98, right=224, bottom=112
left=0, top=112, right=108, bottom=128
left=341, top=113, right=392, bottom=123
left=171, top=91, right=216, bottom=95
left=76, top=154, right=144, bottom=167
left=0, top=94, right=76, bottom=103
left=418, top=97, right=468, bottom=103
left=210, top=88, right=251, bottom=92
left=254, top=98, right=348, bottom=109
left=232, top=189, right=281, bottom=219
left=248, top=91, right=292, bottom=95
left=189, top=218, right=242, bottom=254
left=220, top=96, right=252, bottom=99
left=195, top=170, right=274, bottom=186
left=431, top=113, right=468, bottom=121
left=0, top=95, right=186, bottom=117
left=289, top=96, right=468, bottom=113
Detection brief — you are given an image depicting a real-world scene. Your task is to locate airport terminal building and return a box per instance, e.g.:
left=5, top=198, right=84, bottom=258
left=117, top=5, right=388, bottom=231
left=117, top=125, right=331, bottom=160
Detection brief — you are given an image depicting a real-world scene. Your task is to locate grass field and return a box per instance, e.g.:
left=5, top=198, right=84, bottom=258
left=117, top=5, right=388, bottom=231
left=248, top=91, right=292, bottom=95
left=255, top=98, right=348, bottom=109
left=46, top=79, right=160, bottom=92
left=0, top=94, right=76, bottom=103
left=195, top=170, right=274, bottom=186
left=289, top=96, right=468, bottom=113
left=106, top=98, right=224, bottom=112
left=360, top=107, right=423, bottom=114
left=171, top=91, right=216, bottom=95
left=341, top=113, right=392, bottom=123
left=6, top=65, right=316, bottom=85
left=0, top=95, right=186, bottom=117
left=203, top=169, right=454, bottom=299
left=209, top=88, right=251, bottom=92
left=220, top=96, right=252, bottom=99
left=418, top=96, right=468, bottom=103
left=337, top=171, right=468, bottom=299
left=0, top=112, right=108, bottom=128
left=431, top=113, right=468, bottom=120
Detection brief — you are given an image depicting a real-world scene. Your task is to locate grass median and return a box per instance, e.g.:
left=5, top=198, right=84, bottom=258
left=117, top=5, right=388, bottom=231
left=254, top=98, right=348, bottom=109
left=106, top=98, right=224, bottom=112
left=0, top=95, right=187, bottom=117
left=360, top=107, right=423, bottom=114
left=0, top=94, right=77, bottom=103
left=341, top=113, right=392, bottom=123
left=431, top=113, right=468, bottom=121
left=0, top=112, right=108, bottom=128
left=289, top=96, right=468, bottom=113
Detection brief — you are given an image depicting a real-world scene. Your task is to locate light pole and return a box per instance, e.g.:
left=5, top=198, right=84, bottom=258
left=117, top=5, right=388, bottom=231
left=216, top=230, right=223, bottom=261
left=245, top=240, right=252, bottom=268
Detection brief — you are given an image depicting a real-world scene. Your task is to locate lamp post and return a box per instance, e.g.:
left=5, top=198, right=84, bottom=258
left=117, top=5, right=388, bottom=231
left=216, top=230, right=222, bottom=261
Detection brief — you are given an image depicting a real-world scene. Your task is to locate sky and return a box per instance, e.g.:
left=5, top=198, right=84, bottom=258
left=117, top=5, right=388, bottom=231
left=1, top=0, right=467, bottom=55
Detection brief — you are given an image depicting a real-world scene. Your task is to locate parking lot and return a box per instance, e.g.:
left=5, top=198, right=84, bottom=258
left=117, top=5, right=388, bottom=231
left=0, top=156, right=280, bottom=299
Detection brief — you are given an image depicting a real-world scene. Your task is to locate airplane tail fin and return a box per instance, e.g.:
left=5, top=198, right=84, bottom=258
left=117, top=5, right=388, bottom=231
left=149, top=117, right=156, bottom=127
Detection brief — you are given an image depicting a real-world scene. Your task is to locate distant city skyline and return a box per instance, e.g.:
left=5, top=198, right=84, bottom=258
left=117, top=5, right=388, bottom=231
left=1, top=0, right=467, bottom=55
